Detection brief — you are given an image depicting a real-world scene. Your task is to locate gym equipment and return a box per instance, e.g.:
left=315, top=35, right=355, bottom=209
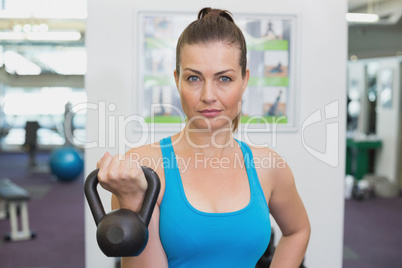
left=255, top=228, right=275, bottom=268
left=352, top=179, right=373, bottom=201
left=64, top=101, right=75, bottom=146
left=23, top=121, right=49, bottom=175
left=0, top=179, right=36, bottom=241
left=255, top=228, right=306, bottom=268
left=84, top=166, right=161, bottom=257
left=365, top=175, right=399, bottom=198
left=23, top=121, right=40, bottom=169
left=49, top=147, right=84, bottom=182
left=344, top=175, right=354, bottom=199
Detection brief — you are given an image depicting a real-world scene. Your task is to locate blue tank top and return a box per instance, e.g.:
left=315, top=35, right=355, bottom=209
left=159, top=136, right=271, bottom=268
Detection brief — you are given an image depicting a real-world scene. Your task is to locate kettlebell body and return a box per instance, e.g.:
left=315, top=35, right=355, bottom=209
left=97, top=210, right=148, bottom=256
left=84, top=166, right=160, bottom=257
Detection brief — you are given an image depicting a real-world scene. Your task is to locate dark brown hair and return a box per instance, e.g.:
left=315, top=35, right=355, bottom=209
left=176, top=7, right=247, bottom=131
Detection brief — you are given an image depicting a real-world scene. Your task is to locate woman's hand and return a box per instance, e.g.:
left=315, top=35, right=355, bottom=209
left=96, top=152, right=148, bottom=211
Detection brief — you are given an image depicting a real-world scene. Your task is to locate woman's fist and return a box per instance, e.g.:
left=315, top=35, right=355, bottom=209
left=96, top=152, right=148, bottom=210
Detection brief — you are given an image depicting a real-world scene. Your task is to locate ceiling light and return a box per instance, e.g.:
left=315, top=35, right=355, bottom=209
left=0, top=10, right=86, bottom=19
left=39, top=23, right=49, bottom=32
left=26, top=32, right=82, bottom=41
left=0, top=32, right=25, bottom=40
left=0, top=31, right=81, bottom=41
left=346, top=13, right=379, bottom=23
left=23, top=24, right=32, bottom=33
left=13, top=24, right=22, bottom=32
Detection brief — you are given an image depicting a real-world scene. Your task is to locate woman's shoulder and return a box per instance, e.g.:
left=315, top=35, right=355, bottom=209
left=243, top=143, right=294, bottom=200
left=242, top=142, right=280, bottom=160
left=244, top=142, right=290, bottom=174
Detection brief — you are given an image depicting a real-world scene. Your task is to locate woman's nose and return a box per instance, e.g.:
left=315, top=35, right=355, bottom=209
left=200, top=81, right=217, bottom=104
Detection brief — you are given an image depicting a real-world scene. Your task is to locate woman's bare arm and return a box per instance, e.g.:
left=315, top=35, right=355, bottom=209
left=267, top=156, right=311, bottom=267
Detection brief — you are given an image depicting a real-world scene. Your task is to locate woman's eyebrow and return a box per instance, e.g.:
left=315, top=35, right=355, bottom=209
left=182, top=68, right=235, bottom=77
left=183, top=68, right=202, bottom=76
left=214, top=69, right=235, bottom=76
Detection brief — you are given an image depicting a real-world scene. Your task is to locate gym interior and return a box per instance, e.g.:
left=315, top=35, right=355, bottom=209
left=0, top=0, right=401, bottom=267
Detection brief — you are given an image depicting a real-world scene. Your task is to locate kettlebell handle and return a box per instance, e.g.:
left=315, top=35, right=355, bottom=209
left=84, top=166, right=161, bottom=227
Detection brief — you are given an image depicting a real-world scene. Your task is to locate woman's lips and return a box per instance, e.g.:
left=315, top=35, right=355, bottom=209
left=199, top=109, right=222, bottom=117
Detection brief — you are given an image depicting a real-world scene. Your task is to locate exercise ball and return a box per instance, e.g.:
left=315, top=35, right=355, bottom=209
left=49, top=147, right=84, bottom=182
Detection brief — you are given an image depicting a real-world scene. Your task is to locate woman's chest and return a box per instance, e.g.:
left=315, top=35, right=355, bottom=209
left=178, top=157, right=251, bottom=214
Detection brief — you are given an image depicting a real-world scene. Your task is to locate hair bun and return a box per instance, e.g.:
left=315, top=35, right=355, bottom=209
left=198, top=7, right=234, bottom=23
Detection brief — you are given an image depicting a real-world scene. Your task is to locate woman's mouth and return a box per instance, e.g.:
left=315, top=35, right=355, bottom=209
left=199, top=109, right=222, bottom=117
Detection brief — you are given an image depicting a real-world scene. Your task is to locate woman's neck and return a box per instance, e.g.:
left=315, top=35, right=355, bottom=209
left=172, top=125, right=236, bottom=158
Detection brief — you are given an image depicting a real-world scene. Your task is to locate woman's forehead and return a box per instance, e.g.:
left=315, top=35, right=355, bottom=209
left=179, top=42, right=241, bottom=67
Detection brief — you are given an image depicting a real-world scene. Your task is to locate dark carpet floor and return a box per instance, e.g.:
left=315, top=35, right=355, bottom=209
left=343, top=196, right=402, bottom=268
left=0, top=152, right=401, bottom=268
left=0, top=152, right=85, bottom=268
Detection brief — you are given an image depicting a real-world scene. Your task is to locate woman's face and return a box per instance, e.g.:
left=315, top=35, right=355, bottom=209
left=174, top=41, right=249, bottom=131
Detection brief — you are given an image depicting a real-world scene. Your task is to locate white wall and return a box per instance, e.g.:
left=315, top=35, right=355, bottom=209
left=85, top=1, right=347, bottom=267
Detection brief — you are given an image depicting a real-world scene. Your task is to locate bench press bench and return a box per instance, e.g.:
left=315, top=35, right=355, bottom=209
left=0, top=179, right=35, bottom=241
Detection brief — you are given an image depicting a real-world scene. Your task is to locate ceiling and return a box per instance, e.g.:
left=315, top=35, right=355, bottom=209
left=0, top=1, right=399, bottom=37
left=347, top=0, right=402, bottom=59
left=348, top=0, right=402, bottom=25
left=0, top=0, right=86, bottom=44
left=0, top=0, right=399, bottom=67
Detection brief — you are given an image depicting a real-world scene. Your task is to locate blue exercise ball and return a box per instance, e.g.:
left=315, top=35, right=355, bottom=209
left=49, top=147, right=84, bottom=182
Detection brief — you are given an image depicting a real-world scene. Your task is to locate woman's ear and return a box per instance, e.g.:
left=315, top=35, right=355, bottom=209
left=242, top=69, right=250, bottom=94
left=174, top=69, right=179, bottom=92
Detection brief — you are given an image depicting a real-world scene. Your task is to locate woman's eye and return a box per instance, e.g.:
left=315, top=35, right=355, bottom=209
left=220, top=76, right=231, bottom=82
left=187, top=76, right=199, bottom=82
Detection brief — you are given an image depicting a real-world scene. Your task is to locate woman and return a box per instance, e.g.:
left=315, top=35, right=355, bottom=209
left=97, top=7, right=310, bottom=268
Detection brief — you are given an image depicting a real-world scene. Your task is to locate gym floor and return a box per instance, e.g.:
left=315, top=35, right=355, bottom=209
left=0, top=152, right=85, bottom=268
left=0, top=151, right=401, bottom=268
left=343, top=196, right=402, bottom=267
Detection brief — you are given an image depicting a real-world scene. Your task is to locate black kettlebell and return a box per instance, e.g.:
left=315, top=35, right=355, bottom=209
left=84, top=166, right=160, bottom=257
